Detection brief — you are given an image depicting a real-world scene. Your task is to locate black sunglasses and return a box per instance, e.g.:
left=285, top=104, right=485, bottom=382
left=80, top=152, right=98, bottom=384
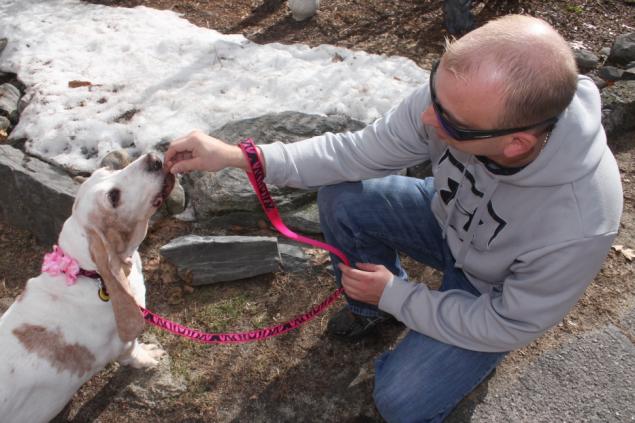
left=429, top=60, right=558, bottom=141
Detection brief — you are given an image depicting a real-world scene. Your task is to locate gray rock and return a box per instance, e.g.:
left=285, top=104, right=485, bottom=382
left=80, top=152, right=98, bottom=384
left=281, top=200, right=321, bottom=234
left=160, top=235, right=280, bottom=285
left=623, top=67, right=635, bottom=80
left=68, top=335, right=187, bottom=421
left=608, top=32, right=635, bottom=66
left=407, top=161, right=433, bottom=180
left=18, top=95, right=28, bottom=116
left=185, top=111, right=364, bottom=220
left=600, top=46, right=611, bottom=57
left=589, top=73, right=609, bottom=90
left=279, top=241, right=312, bottom=273
left=0, top=38, right=6, bottom=55
left=0, top=83, right=20, bottom=123
left=601, top=80, right=635, bottom=137
left=193, top=193, right=321, bottom=234
left=185, top=167, right=308, bottom=217
left=211, top=110, right=365, bottom=143
left=598, top=66, right=624, bottom=81
left=0, top=115, right=9, bottom=131
left=165, top=177, right=186, bottom=215
left=443, top=0, right=475, bottom=36
left=0, top=145, right=79, bottom=244
left=573, top=49, right=600, bottom=73
left=99, top=149, right=130, bottom=170
left=288, top=0, right=320, bottom=21
left=119, top=335, right=187, bottom=407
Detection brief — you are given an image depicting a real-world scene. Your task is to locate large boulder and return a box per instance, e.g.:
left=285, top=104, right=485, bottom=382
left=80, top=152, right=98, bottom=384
left=0, top=145, right=79, bottom=245
left=608, top=32, right=635, bottom=66
left=183, top=111, right=365, bottom=226
left=601, top=80, right=635, bottom=138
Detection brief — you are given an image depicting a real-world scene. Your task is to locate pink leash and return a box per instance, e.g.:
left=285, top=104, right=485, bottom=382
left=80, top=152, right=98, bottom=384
left=140, top=138, right=347, bottom=344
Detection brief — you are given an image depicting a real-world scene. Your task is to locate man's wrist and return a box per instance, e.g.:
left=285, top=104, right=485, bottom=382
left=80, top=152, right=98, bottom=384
left=255, top=146, right=266, bottom=175
left=232, top=145, right=251, bottom=171
left=235, top=144, right=266, bottom=176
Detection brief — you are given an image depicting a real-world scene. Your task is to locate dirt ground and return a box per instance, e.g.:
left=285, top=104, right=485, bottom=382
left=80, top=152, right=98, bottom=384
left=1, top=0, right=634, bottom=422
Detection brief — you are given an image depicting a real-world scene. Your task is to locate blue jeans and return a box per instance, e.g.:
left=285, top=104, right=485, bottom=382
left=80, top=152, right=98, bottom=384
left=318, top=175, right=507, bottom=423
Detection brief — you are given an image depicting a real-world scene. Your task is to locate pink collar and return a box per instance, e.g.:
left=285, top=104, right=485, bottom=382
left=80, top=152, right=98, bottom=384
left=42, top=245, right=99, bottom=285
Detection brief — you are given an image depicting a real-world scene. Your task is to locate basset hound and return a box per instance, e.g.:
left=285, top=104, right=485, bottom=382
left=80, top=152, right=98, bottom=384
left=0, top=152, right=175, bottom=422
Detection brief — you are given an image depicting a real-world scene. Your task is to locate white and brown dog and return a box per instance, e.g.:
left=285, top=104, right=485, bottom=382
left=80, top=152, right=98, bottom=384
left=0, top=152, right=175, bottom=423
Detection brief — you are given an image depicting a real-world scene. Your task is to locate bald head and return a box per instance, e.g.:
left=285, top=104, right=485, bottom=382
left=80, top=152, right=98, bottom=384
left=442, top=15, right=578, bottom=128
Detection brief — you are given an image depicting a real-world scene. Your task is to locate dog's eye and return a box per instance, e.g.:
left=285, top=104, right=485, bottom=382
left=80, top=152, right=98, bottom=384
left=108, top=188, right=121, bottom=208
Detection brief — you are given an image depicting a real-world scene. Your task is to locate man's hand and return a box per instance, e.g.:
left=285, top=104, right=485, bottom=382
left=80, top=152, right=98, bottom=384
left=164, top=130, right=247, bottom=174
left=338, top=262, right=393, bottom=305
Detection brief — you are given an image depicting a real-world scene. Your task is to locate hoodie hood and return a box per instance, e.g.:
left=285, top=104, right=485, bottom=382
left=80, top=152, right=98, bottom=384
left=502, top=76, right=606, bottom=187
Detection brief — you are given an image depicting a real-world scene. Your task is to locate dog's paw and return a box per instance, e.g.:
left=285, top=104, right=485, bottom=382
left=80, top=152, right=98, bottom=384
left=119, top=342, right=165, bottom=368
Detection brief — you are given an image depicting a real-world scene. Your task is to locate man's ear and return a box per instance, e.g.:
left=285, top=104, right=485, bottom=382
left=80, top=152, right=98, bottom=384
left=503, top=132, right=540, bottom=158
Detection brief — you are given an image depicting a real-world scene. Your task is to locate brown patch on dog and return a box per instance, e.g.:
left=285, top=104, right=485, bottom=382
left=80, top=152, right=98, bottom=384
left=12, top=324, right=95, bottom=378
left=89, top=204, right=136, bottom=258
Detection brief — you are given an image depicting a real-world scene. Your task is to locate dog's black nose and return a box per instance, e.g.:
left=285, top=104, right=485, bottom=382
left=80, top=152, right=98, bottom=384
left=146, top=153, right=163, bottom=172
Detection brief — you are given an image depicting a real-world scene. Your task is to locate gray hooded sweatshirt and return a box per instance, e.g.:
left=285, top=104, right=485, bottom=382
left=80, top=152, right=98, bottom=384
left=258, top=75, right=623, bottom=352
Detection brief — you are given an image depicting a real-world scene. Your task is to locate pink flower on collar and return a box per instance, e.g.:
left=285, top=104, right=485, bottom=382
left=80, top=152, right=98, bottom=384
left=42, top=245, right=81, bottom=286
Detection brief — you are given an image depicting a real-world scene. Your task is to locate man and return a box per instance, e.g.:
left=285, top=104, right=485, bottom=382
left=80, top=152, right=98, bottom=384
left=165, top=15, right=623, bottom=423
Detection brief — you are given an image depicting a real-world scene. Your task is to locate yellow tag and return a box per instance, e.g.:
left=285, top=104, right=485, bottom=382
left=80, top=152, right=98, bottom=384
left=98, top=287, right=110, bottom=302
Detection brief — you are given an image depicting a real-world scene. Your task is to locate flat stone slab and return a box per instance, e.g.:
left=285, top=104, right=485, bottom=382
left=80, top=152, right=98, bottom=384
left=160, top=235, right=280, bottom=285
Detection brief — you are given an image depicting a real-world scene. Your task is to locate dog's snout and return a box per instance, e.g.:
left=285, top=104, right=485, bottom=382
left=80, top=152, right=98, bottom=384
left=146, top=153, right=163, bottom=172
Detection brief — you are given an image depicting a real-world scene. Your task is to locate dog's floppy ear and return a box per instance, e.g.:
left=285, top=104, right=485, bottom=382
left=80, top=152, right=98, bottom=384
left=87, top=228, right=144, bottom=343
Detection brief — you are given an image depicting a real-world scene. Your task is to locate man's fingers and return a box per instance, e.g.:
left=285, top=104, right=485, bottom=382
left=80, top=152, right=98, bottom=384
left=339, top=263, right=371, bottom=282
left=170, top=157, right=202, bottom=174
left=164, top=148, right=177, bottom=166
left=341, top=277, right=360, bottom=295
left=356, top=262, right=381, bottom=271
left=165, top=133, right=200, bottom=162
left=164, top=137, right=190, bottom=162
left=339, top=263, right=359, bottom=278
left=166, top=150, right=194, bottom=171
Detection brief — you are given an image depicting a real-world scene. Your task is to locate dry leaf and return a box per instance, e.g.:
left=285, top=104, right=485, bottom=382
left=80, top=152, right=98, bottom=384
left=167, top=287, right=184, bottom=305
left=612, top=245, right=634, bottom=261
left=68, top=80, right=92, bottom=88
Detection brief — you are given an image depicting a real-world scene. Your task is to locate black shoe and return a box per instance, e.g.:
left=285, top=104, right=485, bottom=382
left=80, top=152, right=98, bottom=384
left=327, top=306, right=395, bottom=341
